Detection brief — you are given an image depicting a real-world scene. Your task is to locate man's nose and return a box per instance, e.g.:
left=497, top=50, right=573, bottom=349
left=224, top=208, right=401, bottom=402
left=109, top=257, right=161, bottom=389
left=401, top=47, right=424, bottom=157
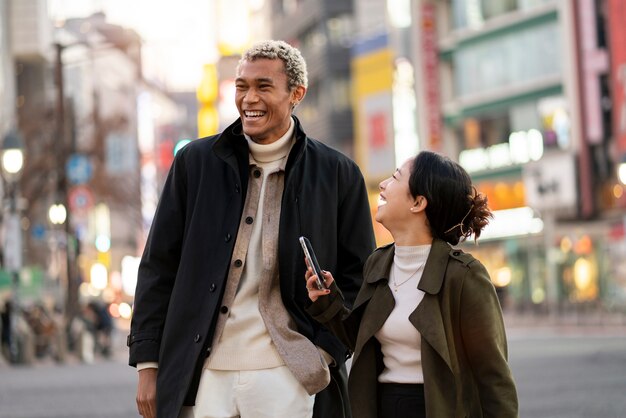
left=244, top=89, right=259, bottom=103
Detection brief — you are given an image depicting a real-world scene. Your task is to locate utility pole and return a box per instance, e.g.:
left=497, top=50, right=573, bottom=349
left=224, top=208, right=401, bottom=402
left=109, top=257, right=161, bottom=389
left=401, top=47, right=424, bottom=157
left=54, top=43, right=79, bottom=329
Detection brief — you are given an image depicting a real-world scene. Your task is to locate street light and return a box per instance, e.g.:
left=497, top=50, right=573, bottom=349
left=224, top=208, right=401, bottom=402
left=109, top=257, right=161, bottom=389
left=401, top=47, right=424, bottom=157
left=1, top=130, right=25, bottom=364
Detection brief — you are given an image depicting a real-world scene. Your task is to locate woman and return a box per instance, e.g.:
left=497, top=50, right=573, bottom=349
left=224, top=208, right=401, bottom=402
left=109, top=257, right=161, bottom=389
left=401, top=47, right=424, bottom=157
left=305, top=151, right=518, bottom=418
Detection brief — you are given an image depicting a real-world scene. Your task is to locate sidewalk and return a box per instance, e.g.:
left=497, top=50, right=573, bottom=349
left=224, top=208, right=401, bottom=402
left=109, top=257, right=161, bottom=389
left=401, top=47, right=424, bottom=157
left=503, top=310, right=626, bottom=338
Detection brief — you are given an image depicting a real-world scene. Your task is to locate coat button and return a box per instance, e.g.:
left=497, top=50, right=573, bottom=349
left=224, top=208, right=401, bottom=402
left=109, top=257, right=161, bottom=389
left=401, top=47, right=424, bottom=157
left=194, top=334, right=201, bottom=343
left=235, top=184, right=240, bottom=193
left=453, top=251, right=460, bottom=256
left=245, top=216, right=253, bottom=224
left=225, top=233, right=232, bottom=242
left=209, top=283, right=216, bottom=292
left=220, top=306, right=229, bottom=314
left=253, top=170, right=261, bottom=178
left=234, top=259, right=242, bottom=267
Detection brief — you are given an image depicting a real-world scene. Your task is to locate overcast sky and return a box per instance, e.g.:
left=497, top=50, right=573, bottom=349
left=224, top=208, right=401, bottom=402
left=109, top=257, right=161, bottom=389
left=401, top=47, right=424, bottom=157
left=49, top=0, right=218, bottom=91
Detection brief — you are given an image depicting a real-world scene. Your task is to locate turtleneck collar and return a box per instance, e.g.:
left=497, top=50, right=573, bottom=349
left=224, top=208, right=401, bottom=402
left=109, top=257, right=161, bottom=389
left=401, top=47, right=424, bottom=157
left=245, top=117, right=295, bottom=163
left=393, top=244, right=431, bottom=274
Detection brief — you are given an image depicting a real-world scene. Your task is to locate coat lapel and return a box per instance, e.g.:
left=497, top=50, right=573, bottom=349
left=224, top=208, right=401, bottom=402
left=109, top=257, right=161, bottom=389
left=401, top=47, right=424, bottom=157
left=409, top=239, right=453, bottom=372
left=352, top=246, right=395, bottom=357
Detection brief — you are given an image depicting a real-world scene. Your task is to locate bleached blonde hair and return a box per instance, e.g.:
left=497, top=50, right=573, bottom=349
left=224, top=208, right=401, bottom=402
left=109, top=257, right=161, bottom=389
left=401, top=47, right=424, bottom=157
left=238, top=40, right=308, bottom=90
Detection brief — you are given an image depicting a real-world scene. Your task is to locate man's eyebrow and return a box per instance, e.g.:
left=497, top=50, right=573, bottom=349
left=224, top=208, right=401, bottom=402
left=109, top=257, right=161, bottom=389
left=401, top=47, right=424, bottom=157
left=235, top=77, right=274, bottom=84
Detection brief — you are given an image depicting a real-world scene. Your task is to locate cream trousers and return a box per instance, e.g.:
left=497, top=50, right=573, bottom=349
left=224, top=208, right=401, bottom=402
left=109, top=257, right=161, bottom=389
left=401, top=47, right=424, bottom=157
left=179, top=366, right=315, bottom=418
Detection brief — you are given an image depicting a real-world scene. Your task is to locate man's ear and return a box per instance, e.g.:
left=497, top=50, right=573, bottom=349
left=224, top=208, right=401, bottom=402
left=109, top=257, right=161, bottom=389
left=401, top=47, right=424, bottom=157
left=291, top=85, right=306, bottom=105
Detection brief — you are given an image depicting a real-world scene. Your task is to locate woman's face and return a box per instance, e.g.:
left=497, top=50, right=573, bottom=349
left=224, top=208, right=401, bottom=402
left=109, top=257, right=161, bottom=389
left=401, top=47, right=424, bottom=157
left=375, top=158, right=416, bottom=228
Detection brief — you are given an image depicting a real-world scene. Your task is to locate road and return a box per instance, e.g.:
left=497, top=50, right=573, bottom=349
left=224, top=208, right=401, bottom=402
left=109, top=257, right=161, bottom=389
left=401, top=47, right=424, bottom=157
left=508, top=326, right=626, bottom=418
left=0, top=327, right=625, bottom=417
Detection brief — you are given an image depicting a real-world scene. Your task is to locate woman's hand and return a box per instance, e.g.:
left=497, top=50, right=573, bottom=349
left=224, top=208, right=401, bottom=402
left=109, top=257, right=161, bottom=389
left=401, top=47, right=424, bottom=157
left=305, top=265, right=333, bottom=302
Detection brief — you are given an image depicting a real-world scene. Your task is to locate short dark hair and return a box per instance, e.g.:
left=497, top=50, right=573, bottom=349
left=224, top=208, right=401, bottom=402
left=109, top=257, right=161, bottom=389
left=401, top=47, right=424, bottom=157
left=408, top=151, right=492, bottom=244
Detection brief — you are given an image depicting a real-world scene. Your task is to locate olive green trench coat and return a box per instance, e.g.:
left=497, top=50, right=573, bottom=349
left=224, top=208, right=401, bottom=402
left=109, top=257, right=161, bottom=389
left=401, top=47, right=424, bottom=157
left=308, top=239, right=518, bottom=418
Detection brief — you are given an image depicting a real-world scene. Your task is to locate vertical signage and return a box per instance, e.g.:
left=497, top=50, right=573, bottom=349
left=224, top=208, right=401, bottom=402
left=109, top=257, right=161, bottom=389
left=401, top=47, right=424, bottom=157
left=421, top=2, right=442, bottom=151
left=609, top=0, right=626, bottom=155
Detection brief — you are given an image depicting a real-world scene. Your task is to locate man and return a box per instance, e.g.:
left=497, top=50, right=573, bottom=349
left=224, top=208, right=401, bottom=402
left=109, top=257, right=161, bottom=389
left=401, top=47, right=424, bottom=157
left=128, top=40, right=375, bottom=418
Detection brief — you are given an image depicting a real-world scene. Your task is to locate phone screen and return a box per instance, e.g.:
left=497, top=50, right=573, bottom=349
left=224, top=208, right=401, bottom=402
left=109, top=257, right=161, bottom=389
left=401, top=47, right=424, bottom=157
left=299, top=236, right=326, bottom=290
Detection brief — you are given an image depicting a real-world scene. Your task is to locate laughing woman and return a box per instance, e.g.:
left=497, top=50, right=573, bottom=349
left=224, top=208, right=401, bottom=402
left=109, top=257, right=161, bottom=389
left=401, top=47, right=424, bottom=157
left=305, top=151, right=518, bottom=418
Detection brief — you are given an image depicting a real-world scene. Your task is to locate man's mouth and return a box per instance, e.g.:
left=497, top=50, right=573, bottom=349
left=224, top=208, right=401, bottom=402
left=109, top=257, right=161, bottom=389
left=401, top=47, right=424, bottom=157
left=244, top=110, right=266, bottom=118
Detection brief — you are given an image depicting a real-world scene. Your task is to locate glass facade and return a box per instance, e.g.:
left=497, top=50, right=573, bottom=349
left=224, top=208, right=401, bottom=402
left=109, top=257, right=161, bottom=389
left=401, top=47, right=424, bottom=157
left=454, top=21, right=561, bottom=98
left=452, top=0, right=555, bottom=29
left=464, top=232, right=620, bottom=311
left=456, top=94, right=571, bottom=174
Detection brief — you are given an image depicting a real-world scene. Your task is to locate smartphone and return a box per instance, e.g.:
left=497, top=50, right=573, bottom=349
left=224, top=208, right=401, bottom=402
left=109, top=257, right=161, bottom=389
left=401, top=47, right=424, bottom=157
left=299, top=236, right=326, bottom=290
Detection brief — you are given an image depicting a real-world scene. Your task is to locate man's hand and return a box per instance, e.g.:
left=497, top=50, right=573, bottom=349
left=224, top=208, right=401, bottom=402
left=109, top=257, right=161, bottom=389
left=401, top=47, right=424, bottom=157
left=136, top=368, right=157, bottom=418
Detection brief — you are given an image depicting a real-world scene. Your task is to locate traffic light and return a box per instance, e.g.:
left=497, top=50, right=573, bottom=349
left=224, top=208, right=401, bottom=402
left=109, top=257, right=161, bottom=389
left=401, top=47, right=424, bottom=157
left=197, top=64, right=219, bottom=137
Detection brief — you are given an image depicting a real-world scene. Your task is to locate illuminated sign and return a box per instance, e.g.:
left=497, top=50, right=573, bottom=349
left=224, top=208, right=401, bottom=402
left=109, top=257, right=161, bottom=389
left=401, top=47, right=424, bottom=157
left=459, top=129, right=544, bottom=173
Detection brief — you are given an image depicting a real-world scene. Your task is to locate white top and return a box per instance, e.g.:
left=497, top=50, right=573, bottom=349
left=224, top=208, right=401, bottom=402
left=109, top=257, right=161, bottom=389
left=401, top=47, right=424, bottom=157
left=375, top=244, right=431, bottom=384
left=206, top=119, right=294, bottom=369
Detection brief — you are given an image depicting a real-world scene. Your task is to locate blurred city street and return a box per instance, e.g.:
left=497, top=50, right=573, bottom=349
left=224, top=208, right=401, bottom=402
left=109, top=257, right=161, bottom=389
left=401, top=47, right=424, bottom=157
left=0, top=321, right=625, bottom=418
left=2, top=0, right=626, bottom=416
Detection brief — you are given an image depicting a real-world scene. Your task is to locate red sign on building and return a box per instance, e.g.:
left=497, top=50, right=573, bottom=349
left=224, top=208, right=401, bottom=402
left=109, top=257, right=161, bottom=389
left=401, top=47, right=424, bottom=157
left=609, top=0, right=626, bottom=155
left=421, top=2, right=442, bottom=152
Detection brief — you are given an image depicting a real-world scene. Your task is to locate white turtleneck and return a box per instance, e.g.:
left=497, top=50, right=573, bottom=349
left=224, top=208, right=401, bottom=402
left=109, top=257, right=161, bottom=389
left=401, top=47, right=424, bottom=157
left=206, top=117, right=295, bottom=370
left=245, top=117, right=295, bottom=165
left=376, top=244, right=431, bottom=384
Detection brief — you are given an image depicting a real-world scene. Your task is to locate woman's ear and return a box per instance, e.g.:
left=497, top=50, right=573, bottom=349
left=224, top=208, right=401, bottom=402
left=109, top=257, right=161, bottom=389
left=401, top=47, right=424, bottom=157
left=410, top=197, right=427, bottom=213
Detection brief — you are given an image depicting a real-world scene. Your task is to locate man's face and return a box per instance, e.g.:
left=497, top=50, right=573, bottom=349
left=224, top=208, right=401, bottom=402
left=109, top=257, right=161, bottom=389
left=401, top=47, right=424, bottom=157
left=235, top=58, right=306, bottom=144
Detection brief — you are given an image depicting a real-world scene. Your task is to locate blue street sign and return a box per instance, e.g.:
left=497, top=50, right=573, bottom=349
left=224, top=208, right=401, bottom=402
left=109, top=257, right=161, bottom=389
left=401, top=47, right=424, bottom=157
left=66, top=154, right=93, bottom=185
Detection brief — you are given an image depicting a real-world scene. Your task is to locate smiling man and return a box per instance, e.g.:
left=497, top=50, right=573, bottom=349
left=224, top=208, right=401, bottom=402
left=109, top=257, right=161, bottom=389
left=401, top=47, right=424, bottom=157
left=128, top=40, right=375, bottom=418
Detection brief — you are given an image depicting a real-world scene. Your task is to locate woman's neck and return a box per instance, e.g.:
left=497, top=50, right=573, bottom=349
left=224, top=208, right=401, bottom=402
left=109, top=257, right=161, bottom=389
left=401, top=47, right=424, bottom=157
left=389, top=224, right=432, bottom=246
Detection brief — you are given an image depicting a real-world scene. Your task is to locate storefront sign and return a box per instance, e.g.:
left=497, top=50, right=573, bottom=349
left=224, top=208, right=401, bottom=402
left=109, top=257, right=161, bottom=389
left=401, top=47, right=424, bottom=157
left=522, top=151, right=577, bottom=212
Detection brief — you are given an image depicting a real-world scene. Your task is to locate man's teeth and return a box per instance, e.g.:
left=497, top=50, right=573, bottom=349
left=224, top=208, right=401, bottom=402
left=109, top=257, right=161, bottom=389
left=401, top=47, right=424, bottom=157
left=378, top=197, right=386, bottom=206
left=245, top=111, right=265, bottom=117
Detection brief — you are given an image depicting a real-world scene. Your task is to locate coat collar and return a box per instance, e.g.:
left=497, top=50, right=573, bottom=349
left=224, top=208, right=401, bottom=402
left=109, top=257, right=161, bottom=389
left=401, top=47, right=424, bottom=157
left=365, top=238, right=451, bottom=295
left=212, top=116, right=309, bottom=190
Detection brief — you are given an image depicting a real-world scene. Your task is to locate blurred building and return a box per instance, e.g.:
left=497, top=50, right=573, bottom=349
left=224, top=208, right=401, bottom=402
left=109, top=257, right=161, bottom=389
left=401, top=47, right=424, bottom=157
left=349, top=0, right=625, bottom=314
left=1, top=0, right=54, bottom=303
left=433, top=0, right=626, bottom=314
left=0, top=4, right=185, bottom=322
left=271, top=0, right=357, bottom=156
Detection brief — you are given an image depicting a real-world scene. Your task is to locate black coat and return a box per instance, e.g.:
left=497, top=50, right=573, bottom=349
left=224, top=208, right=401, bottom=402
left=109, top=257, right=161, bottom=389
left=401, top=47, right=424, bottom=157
left=128, top=116, right=375, bottom=417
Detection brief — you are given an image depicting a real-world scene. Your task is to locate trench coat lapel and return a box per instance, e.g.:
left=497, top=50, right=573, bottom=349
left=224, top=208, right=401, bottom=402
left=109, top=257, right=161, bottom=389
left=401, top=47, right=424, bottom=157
left=409, top=239, right=453, bottom=372
left=353, top=246, right=395, bottom=356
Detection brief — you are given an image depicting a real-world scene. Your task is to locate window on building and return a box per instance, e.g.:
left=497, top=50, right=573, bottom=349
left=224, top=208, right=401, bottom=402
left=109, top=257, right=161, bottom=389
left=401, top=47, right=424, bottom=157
left=323, top=76, right=351, bottom=112
left=301, top=24, right=327, bottom=55
left=454, top=21, right=561, bottom=98
left=452, top=0, right=555, bottom=29
left=326, top=14, right=354, bottom=47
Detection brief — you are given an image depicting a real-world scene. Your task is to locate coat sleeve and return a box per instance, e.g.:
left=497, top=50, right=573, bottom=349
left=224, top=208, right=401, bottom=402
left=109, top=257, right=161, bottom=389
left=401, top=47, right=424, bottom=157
left=310, top=159, right=375, bottom=362
left=334, top=159, right=375, bottom=308
left=306, top=281, right=361, bottom=353
left=128, top=152, right=188, bottom=366
left=460, top=261, right=519, bottom=417
left=307, top=251, right=379, bottom=354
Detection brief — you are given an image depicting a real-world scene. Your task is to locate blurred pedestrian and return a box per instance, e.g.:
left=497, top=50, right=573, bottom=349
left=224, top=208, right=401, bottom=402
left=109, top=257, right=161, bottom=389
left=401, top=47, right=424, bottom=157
left=128, top=40, right=375, bottom=418
left=85, top=301, right=113, bottom=357
left=306, top=151, right=519, bottom=418
left=1, top=300, right=12, bottom=360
